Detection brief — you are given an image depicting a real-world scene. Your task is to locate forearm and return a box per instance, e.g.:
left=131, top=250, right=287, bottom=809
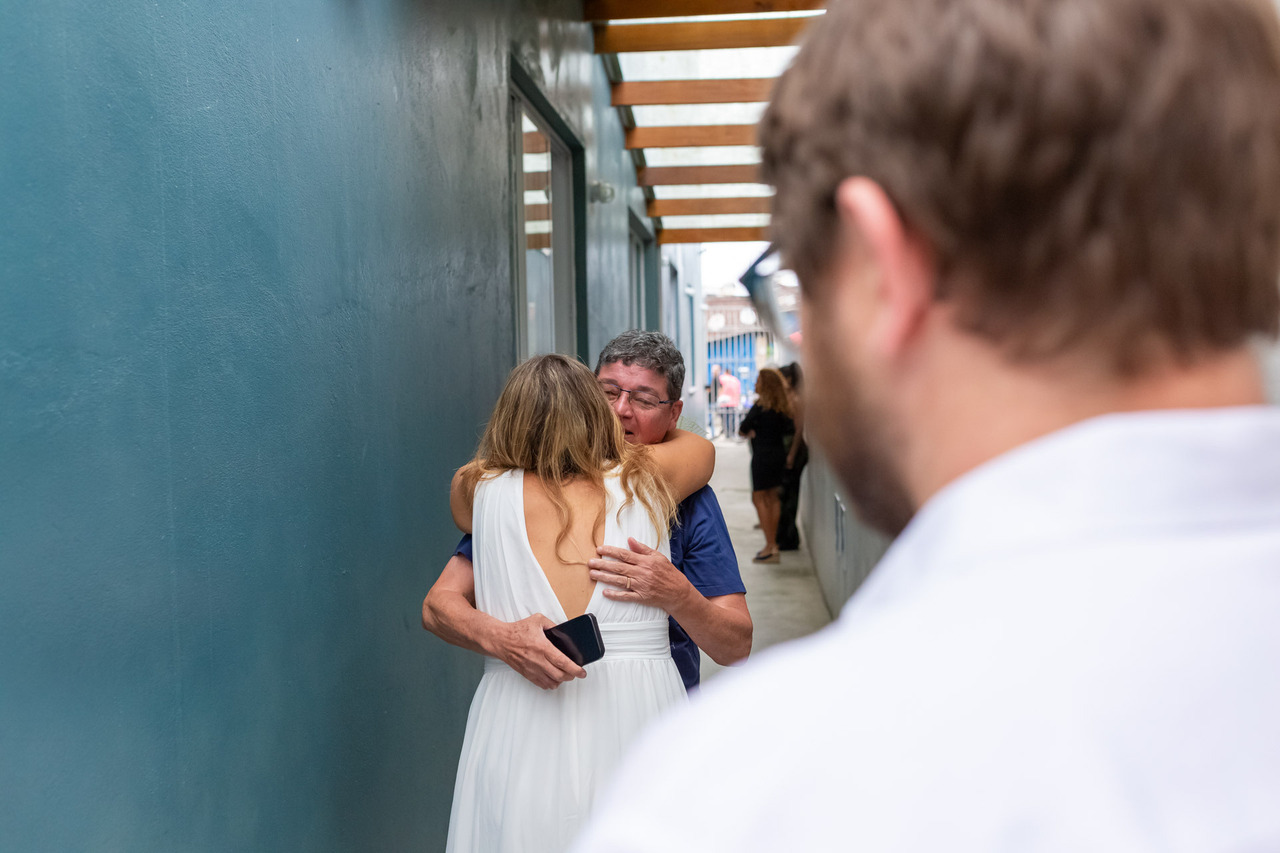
left=423, top=588, right=510, bottom=659
left=666, top=592, right=752, bottom=666
left=425, top=547, right=586, bottom=688
left=654, top=428, right=715, bottom=500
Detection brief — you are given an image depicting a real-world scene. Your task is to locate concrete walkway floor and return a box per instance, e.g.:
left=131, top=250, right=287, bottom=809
left=699, top=437, right=833, bottom=684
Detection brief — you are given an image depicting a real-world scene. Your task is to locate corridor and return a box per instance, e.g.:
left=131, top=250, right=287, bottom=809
left=700, top=436, right=833, bottom=684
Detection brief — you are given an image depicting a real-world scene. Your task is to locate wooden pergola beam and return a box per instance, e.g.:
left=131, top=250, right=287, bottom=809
left=638, top=164, right=763, bottom=186
left=594, top=18, right=810, bottom=53
left=524, top=171, right=550, bottom=192
left=625, top=124, right=758, bottom=149
left=522, top=131, right=549, bottom=154
left=585, top=0, right=824, bottom=21
left=612, top=78, right=774, bottom=106
left=647, top=196, right=772, bottom=218
left=658, top=226, right=769, bottom=244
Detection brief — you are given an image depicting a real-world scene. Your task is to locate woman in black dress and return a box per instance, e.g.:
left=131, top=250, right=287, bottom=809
left=739, top=367, right=795, bottom=563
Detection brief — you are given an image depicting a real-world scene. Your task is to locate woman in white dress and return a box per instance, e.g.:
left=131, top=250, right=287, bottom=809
left=444, top=354, right=715, bottom=853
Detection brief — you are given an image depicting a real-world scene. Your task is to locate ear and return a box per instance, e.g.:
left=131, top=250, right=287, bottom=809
left=668, top=398, right=684, bottom=427
left=833, top=177, right=935, bottom=359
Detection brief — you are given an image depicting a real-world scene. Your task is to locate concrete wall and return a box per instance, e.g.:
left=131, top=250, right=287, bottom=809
left=1262, top=342, right=1280, bottom=403
left=581, top=53, right=652, bottom=361
left=661, top=244, right=708, bottom=427
left=799, top=451, right=891, bottom=617
left=0, top=1, right=648, bottom=850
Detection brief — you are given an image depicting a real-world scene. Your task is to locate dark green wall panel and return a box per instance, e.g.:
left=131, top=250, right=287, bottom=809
left=1, top=1, right=641, bottom=849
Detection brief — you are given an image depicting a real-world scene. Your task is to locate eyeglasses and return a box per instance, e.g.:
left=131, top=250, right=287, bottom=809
left=598, top=380, right=677, bottom=412
left=739, top=246, right=803, bottom=364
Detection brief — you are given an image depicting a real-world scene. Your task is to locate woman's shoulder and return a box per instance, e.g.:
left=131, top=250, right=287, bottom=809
left=478, top=467, right=522, bottom=481
left=473, top=468, right=521, bottom=496
left=602, top=464, right=627, bottom=491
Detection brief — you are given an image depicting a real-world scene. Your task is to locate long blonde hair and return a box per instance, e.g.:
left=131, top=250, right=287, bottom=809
left=754, top=367, right=793, bottom=416
left=457, top=354, right=677, bottom=560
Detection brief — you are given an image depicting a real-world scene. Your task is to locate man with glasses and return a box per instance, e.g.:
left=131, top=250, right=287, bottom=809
left=423, top=330, right=751, bottom=691
left=575, top=0, right=1280, bottom=849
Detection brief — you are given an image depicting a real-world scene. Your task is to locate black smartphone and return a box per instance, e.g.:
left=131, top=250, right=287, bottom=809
left=544, top=612, right=606, bottom=667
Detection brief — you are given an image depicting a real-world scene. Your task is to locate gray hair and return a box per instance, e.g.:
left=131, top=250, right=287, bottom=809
left=595, top=330, right=685, bottom=401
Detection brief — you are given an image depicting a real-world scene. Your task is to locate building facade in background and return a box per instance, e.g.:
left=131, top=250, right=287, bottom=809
left=704, top=294, right=780, bottom=437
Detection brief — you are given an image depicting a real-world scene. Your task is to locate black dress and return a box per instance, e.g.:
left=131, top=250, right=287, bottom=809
left=777, top=437, right=808, bottom=550
left=739, top=405, right=795, bottom=491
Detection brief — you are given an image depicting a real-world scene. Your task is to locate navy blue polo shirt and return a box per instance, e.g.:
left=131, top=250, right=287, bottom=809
left=452, top=484, right=743, bottom=690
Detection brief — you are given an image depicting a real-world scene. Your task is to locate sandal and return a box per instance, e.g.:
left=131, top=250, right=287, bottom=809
left=753, top=549, right=780, bottom=564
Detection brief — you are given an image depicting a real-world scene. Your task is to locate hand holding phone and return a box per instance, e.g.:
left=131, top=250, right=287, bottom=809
left=543, top=612, right=606, bottom=667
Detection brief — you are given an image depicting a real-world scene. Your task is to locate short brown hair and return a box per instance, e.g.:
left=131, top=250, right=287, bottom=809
left=761, top=0, right=1280, bottom=373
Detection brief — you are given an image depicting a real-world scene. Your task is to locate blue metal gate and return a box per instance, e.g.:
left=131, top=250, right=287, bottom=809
left=707, top=332, right=778, bottom=437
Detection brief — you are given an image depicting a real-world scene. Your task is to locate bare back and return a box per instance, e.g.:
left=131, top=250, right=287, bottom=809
left=523, top=474, right=605, bottom=620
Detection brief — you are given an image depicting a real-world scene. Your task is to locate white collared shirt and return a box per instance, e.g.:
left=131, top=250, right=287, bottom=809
left=572, top=407, right=1280, bottom=852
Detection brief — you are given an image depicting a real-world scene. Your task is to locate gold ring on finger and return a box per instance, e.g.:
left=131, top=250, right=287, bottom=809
left=626, top=577, right=632, bottom=591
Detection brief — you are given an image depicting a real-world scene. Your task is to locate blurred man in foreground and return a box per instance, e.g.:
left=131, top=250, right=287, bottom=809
left=573, top=0, right=1280, bottom=848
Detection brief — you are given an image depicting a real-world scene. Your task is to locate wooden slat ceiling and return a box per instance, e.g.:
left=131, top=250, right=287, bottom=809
left=637, top=164, right=761, bottom=186
left=647, top=196, right=772, bottom=217
left=612, top=78, right=773, bottom=106
left=588, top=2, right=825, bottom=243
left=594, top=18, right=810, bottom=53
left=584, top=0, right=824, bottom=17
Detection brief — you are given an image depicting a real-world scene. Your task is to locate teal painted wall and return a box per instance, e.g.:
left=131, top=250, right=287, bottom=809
left=0, top=1, right=646, bottom=849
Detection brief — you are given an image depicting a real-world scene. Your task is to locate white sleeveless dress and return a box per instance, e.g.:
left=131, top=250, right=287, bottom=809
left=445, top=469, right=688, bottom=853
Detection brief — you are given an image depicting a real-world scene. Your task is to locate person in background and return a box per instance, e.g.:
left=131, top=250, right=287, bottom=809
left=738, top=367, right=795, bottom=563
left=715, top=370, right=742, bottom=438
left=776, top=362, right=806, bottom=551
left=573, top=0, right=1280, bottom=849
